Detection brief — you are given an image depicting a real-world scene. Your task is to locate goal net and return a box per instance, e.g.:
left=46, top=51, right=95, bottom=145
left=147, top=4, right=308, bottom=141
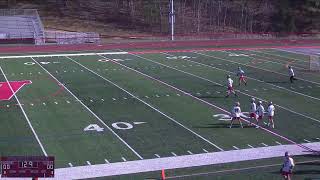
left=310, top=55, right=320, bottom=71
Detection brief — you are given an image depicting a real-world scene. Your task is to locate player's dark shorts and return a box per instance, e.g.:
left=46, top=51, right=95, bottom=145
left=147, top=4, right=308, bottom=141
left=258, top=115, right=263, bottom=120
left=281, top=171, right=292, bottom=176
left=250, top=113, right=256, bottom=118
left=227, top=86, right=234, bottom=91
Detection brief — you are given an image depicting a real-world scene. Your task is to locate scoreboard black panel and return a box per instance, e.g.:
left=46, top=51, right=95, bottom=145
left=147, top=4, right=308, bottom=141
left=1, top=156, right=54, bottom=177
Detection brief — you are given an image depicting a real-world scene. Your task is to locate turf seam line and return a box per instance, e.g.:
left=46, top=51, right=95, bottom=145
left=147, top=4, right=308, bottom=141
left=196, top=51, right=320, bottom=86
left=0, top=67, right=48, bottom=156
left=119, top=52, right=315, bottom=153
left=170, top=52, right=320, bottom=123
left=90, top=54, right=224, bottom=151
left=31, top=57, right=144, bottom=160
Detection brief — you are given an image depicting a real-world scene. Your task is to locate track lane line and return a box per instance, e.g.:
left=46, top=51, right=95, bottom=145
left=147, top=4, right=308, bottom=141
left=31, top=57, right=144, bottom=160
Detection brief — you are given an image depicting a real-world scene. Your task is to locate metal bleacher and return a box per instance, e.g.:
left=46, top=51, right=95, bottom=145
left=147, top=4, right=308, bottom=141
left=0, top=9, right=45, bottom=45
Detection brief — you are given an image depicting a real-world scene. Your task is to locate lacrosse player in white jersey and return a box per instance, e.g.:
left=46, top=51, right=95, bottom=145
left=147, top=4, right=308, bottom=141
left=256, top=101, right=265, bottom=127
left=225, top=75, right=237, bottom=98
left=249, top=98, right=257, bottom=126
left=267, top=101, right=275, bottom=128
left=230, top=102, right=243, bottom=128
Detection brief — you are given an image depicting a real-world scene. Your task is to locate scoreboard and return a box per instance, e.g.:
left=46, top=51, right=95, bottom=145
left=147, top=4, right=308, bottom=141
left=1, top=156, right=54, bottom=177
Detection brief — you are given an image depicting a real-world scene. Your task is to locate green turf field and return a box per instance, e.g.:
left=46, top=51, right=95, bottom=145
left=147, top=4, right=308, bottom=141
left=0, top=47, right=319, bottom=179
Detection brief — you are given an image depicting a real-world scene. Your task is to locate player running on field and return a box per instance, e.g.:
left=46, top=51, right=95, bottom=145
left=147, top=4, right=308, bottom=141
left=230, top=102, right=243, bottom=128
left=288, top=66, right=297, bottom=83
left=225, top=75, right=238, bottom=98
left=281, top=152, right=295, bottom=180
left=256, top=101, right=265, bottom=127
left=249, top=98, right=258, bottom=126
left=237, top=67, right=247, bottom=86
left=267, top=101, right=275, bottom=128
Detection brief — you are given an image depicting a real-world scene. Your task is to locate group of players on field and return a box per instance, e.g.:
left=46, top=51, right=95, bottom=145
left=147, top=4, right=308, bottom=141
left=226, top=66, right=296, bottom=128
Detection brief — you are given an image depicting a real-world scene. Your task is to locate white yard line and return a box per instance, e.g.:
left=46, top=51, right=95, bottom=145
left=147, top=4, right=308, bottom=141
left=195, top=51, right=320, bottom=86
left=128, top=52, right=320, bottom=124
left=253, top=49, right=310, bottom=62
left=0, top=67, right=48, bottom=156
left=102, top=53, right=313, bottom=152
left=31, top=57, right=143, bottom=160
left=51, top=142, right=320, bottom=179
left=70, top=55, right=224, bottom=151
left=223, top=50, right=309, bottom=70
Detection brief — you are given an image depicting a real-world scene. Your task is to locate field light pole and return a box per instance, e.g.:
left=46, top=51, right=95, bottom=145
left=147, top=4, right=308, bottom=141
left=169, top=0, right=175, bottom=41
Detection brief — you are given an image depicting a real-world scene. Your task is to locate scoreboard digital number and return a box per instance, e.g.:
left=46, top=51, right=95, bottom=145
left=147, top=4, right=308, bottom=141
left=1, top=156, right=54, bottom=178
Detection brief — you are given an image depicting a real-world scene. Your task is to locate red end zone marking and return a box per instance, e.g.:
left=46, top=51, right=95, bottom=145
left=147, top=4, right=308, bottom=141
left=0, top=80, right=32, bottom=101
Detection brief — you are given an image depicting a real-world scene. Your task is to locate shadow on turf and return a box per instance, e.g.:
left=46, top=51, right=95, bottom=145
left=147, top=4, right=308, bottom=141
left=194, top=123, right=255, bottom=129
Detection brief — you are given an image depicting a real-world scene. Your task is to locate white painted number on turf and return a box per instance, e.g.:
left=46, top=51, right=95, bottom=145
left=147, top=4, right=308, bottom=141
left=84, top=124, right=104, bottom=132
left=213, top=112, right=250, bottom=121
left=112, top=122, right=133, bottom=130
left=24, top=62, right=54, bottom=65
left=228, top=53, right=249, bottom=57
left=111, top=122, right=146, bottom=130
left=166, top=56, right=195, bottom=60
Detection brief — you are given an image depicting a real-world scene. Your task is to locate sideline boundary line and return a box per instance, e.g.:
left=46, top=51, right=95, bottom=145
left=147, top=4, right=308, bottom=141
left=109, top=52, right=316, bottom=152
left=52, top=142, right=319, bottom=179
left=0, top=67, right=47, bottom=156
left=31, top=57, right=144, bottom=160
left=66, top=55, right=224, bottom=151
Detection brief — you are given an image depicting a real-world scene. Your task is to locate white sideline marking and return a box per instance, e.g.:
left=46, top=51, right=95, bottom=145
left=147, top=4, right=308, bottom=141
left=202, top=149, right=209, bottom=153
left=261, top=143, right=268, bottom=147
left=275, top=141, right=282, bottom=145
left=104, top=159, right=109, bottom=163
left=53, top=142, right=319, bottom=179
left=121, top=157, right=127, bottom=162
left=0, top=52, right=129, bottom=59
left=247, top=144, right=254, bottom=148
left=0, top=67, right=48, bottom=156
left=31, top=57, right=144, bottom=160
left=232, top=146, right=239, bottom=150
left=86, top=161, right=91, bottom=165
left=98, top=55, right=224, bottom=151
left=170, top=52, right=320, bottom=123
left=68, top=163, right=73, bottom=167
left=171, top=152, right=177, bottom=156
left=304, top=139, right=311, bottom=143
left=187, top=151, right=193, bottom=155
left=155, top=154, right=161, bottom=158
